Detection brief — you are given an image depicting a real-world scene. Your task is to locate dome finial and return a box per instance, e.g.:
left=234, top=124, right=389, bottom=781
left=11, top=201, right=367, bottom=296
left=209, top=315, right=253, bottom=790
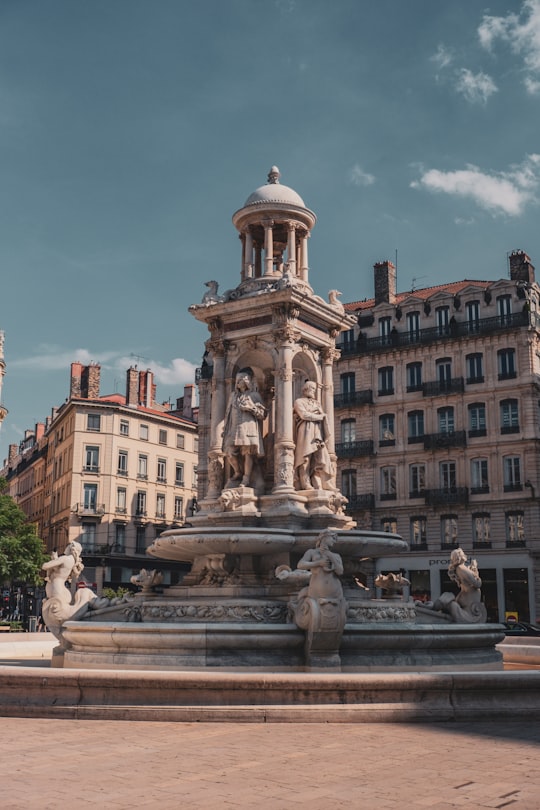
left=268, top=166, right=280, bottom=184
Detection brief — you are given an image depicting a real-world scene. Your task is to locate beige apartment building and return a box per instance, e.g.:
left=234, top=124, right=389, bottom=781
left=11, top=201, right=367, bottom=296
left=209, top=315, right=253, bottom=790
left=0, top=331, right=7, bottom=428
left=334, top=249, right=540, bottom=624
left=2, top=362, right=198, bottom=592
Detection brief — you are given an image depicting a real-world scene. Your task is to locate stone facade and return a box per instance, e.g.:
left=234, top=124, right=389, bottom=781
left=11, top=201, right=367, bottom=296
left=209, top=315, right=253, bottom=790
left=1, top=364, right=198, bottom=592
left=334, top=250, right=540, bottom=623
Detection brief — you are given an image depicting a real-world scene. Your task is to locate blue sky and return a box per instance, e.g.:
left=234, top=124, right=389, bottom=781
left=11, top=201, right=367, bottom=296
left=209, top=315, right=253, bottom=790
left=1, top=0, right=540, bottom=463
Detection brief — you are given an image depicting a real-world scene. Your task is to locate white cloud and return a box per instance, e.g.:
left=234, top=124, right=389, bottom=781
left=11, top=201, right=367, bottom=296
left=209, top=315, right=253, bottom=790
left=455, top=68, right=498, bottom=104
left=10, top=346, right=197, bottom=387
left=411, top=154, right=540, bottom=216
left=349, top=164, right=375, bottom=187
left=454, top=216, right=475, bottom=226
left=431, top=44, right=453, bottom=70
left=479, top=0, right=540, bottom=93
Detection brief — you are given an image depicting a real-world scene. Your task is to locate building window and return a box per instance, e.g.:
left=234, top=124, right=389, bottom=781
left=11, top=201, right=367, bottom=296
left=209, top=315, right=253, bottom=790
left=83, top=483, right=97, bottom=511
left=472, top=513, right=490, bottom=547
left=119, top=419, right=129, bottom=436
left=503, top=456, right=522, bottom=491
left=137, top=454, right=148, bottom=480
left=87, top=413, right=101, bottom=432
left=117, top=450, right=128, bottom=476
left=468, top=403, right=486, bottom=436
left=156, top=493, right=166, bottom=519
left=498, top=348, right=516, bottom=380
left=506, top=511, right=525, bottom=547
left=381, top=517, right=397, bottom=533
left=410, top=516, right=427, bottom=547
left=340, top=372, right=356, bottom=401
left=440, top=514, right=458, bottom=548
left=379, top=413, right=395, bottom=445
left=440, top=461, right=456, bottom=491
left=341, top=468, right=356, bottom=498
left=380, top=466, right=397, bottom=499
left=140, top=423, right=149, bottom=441
left=379, top=316, right=392, bottom=343
left=194, top=436, right=199, bottom=453
left=193, top=466, right=198, bottom=488
left=81, top=522, right=96, bottom=552
left=341, top=328, right=355, bottom=349
left=409, top=463, right=425, bottom=497
left=136, top=490, right=147, bottom=516
left=341, top=419, right=356, bottom=445
left=378, top=366, right=394, bottom=396
left=471, top=458, right=489, bottom=493
left=406, top=362, right=422, bottom=392
left=159, top=429, right=168, bottom=445
left=157, top=458, right=167, bottom=483
left=407, top=410, right=424, bottom=443
left=466, top=300, right=480, bottom=332
left=497, top=294, right=512, bottom=325
left=84, top=445, right=100, bottom=473
left=174, top=496, right=184, bottom=520
left=135, top=524, right=146, bottom=553
left=114, top=523, right=125, bottom=553
left=436, top=358, right=452, bottom=387
left=436, top=306, right=449, bottom=336
left=116, top=487, right=127, bottom=513
left=407, top=311, right=420, bottom=341
left=500, top=398, right=519, bottom=433
left=466, top=353, right=484, bottom=383
left=176, top=433, right=185, bottom=449
left=438, top=406, right=454, bottom=434
left=175, top=462, right=185, bottom=487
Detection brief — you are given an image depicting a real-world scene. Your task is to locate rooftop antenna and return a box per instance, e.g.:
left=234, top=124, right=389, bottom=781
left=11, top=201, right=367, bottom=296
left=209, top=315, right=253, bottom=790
left=130, top=352, right=149, bottom=365
left=411, top=275, right=427, bottom=292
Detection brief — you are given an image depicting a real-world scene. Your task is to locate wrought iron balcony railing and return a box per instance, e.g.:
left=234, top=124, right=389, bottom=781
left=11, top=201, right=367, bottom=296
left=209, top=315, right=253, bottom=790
left=424, top=430, right=467, bottom=450
left=73, top=503, right=105, bottom=518
left=344, top=493, right=375, bottom=510
left=424, top=487, right=469, bottom=506
left=335, top=440, right=375, bottom=458
left=334, top=389, right=373, bottom=408
left=336, top=311, right=532, bottom=356
left=422, top=378, right=465, bottom=397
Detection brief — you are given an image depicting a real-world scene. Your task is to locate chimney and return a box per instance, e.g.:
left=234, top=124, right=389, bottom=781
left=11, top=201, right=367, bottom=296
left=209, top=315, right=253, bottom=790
left=70, top=362, right=83, bottom=398
left=8, top=443, right=17, bottom=462
left=82, top=363, right=101, bottom=399
left=182, top=384, right=194, bottom=419
left=374, top=260, right=397, bottom=305
left=35, top=422, right=45, bottom=441
left=509, top=250, right=535, bottom=284
left=126, top=367, right=139, bottom=408
left=138, top=370, right=153, bottom=408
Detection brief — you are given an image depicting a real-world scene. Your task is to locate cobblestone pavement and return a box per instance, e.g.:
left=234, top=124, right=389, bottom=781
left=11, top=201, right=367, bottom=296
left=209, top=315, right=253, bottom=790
left=2, top=718, right=539, bottom=809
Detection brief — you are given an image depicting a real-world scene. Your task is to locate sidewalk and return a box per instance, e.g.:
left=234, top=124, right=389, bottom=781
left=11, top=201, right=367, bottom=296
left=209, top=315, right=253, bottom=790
left=1, top=717, right=539, bottom=809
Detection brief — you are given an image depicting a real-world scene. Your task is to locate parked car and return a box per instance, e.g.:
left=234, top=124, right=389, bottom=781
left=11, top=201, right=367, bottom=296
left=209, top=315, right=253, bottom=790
left=503, top=621, right=540, bottom=637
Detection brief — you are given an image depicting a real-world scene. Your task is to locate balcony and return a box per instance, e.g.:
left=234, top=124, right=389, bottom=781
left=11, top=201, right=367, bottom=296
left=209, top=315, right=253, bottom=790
left=345, top=493, right=375, bottom=510
left=334, top=389, right=373, bottom=409
left=335, top=440, right=374, bottom=458
left=424, top=430, right=467, bottom=451
left=422, top=378, right=464, bottom=397
left=72, top=503, right=105, bottom=519
left=82, top=465, right=100, bottom=474
left=473, top=541, right=492, bottom=550
left=336, top=311, right=531, bottom=356
left=424, top=487, right=469, bottom=506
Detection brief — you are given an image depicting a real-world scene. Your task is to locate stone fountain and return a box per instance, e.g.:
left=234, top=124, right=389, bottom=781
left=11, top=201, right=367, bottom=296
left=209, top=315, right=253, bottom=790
left=50, top=168, right=504, bottom=671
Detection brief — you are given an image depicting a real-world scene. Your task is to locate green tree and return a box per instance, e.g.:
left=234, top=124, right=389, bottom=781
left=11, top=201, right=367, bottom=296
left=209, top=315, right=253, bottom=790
left=0, top=479, right=46, bottom=585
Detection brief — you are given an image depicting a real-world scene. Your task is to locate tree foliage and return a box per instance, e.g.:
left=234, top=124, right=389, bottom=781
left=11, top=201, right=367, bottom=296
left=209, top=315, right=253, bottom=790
left=0, top=482, right=46, bottom=585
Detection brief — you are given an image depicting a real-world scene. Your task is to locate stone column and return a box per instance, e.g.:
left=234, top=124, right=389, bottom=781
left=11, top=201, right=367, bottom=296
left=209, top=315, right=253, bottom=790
left=273, top=327, right=296, bottom=492
left=321, top=345, right=340, bottom=486
left=207, top=340, right=227, bottom=498
left=286, top=222, right=297, bottom=276
left=240, top=233, right=246, bottom=281
left=263, top=220, right=274, bottom=276
left=244, top=229, right=253, bottom=278
left=254, top=240, right=262, bottom=278
left=299, top=232, right=309, bottom=282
